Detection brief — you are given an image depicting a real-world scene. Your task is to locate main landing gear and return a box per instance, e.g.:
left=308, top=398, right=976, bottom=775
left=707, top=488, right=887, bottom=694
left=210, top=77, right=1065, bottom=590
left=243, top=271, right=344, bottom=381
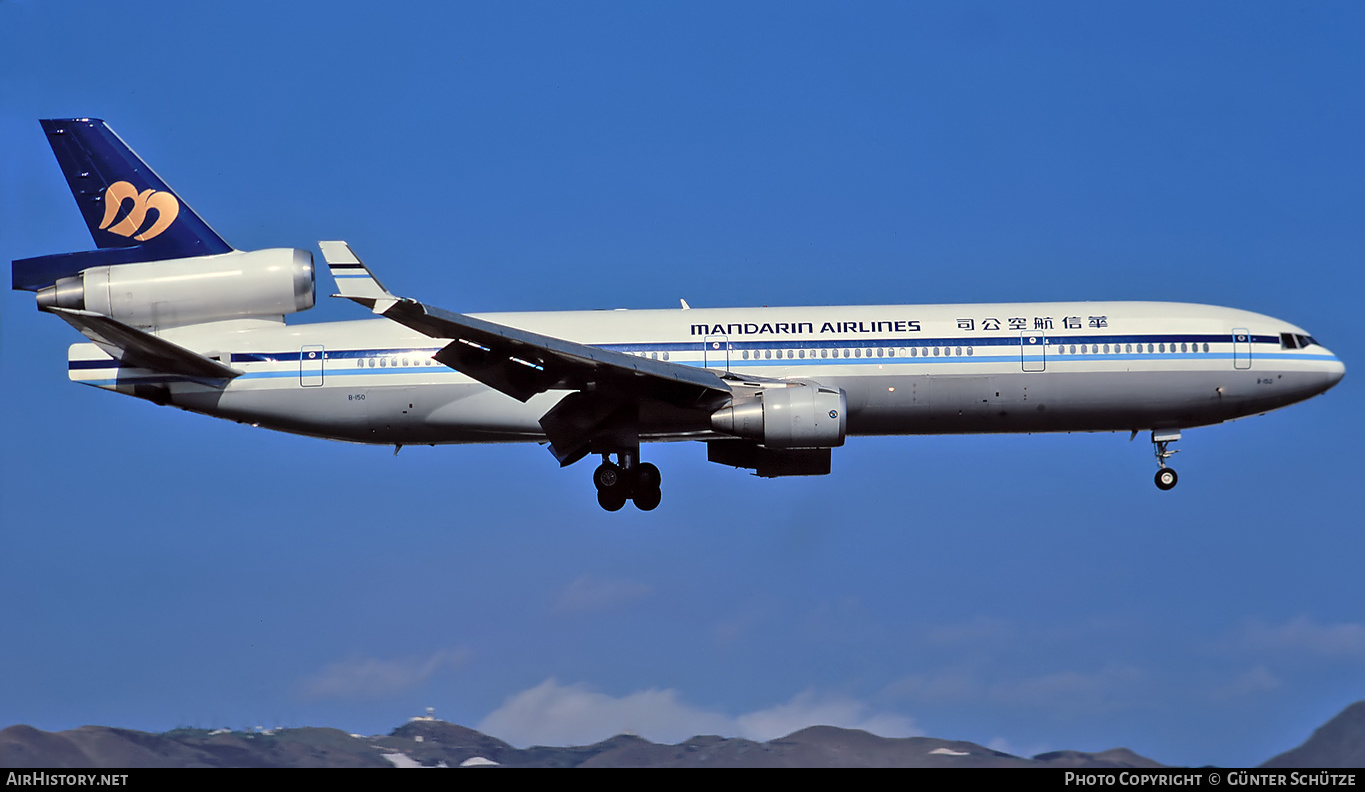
left=1151, top=429, right=1181, bottom=491
left=593, top=452, right=662, bottom=512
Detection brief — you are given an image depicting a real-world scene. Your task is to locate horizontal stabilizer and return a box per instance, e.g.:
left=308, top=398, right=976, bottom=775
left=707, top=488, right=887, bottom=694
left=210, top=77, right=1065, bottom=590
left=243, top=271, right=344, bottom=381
left=44, top=307, right=242, bottom=381
left=319, top=240, right=396, bottom=312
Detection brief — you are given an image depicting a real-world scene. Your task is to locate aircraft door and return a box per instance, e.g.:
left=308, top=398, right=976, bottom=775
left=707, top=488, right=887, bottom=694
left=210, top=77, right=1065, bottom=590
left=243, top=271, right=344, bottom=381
left=1232, top=328, right=1252, bottom=370
left=1021, top=332, right=1046, bottom=372
left=703, top=335, right=730, bottom=372
left=301, top=345, right=325, bottom=386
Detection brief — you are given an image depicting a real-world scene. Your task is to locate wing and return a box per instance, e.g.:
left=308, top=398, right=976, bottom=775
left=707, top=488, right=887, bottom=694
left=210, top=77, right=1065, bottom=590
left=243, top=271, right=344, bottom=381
left=321, top=241, right=733, bottom=465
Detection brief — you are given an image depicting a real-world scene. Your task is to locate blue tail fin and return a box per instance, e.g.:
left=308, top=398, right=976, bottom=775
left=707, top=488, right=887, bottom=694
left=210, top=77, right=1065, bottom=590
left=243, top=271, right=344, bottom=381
left=13, top=118, right=234, bottom=291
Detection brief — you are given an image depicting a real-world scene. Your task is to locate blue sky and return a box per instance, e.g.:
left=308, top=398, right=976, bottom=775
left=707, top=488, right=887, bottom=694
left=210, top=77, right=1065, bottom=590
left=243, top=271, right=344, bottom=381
left=2, top=1, right=1362, bottom=767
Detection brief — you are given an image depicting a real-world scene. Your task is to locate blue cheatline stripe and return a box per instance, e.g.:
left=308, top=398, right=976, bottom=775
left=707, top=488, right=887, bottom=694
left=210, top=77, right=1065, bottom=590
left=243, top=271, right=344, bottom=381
left=221, top=333, right=1298, bottom=363
left=71, top=349, right=1340, bottom=380
left=232, top=348, right=437, bottom=363
left=74, top=334, right=1340, bottom=372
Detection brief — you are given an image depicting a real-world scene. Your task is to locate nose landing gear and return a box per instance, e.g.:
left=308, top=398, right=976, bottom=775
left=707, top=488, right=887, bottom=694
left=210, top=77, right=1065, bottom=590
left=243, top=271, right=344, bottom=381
left=1152, top=430, right=1181, bottom=491
left=593, top=452, right=663, bottom=511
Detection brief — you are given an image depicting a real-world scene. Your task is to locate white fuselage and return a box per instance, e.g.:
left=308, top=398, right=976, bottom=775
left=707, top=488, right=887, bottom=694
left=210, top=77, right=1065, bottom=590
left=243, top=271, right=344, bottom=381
left=66, top=300, right=1345, bottom=447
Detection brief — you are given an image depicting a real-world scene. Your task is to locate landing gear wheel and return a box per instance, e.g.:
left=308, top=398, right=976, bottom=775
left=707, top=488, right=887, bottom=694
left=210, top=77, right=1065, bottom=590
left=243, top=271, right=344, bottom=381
left=632, top=486, right=662, bottom=512
left=634, top=463, right=661, bottom=491
left=594, top=462, right=624, bottom=492
left=1155, top=468, right=1178, bottom=491
left=598, top=489, right=628, bottom=511
left=592, top=454, right=663, bottom=511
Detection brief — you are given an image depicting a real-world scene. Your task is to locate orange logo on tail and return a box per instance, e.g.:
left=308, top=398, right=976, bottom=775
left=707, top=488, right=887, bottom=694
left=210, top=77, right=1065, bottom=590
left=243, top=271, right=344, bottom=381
left=99, top=181, right=179, bottom=241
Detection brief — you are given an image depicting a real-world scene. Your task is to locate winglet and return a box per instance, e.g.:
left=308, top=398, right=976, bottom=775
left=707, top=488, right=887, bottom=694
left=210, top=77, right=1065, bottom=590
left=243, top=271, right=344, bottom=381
left=319, top=240, right=397, bottom=313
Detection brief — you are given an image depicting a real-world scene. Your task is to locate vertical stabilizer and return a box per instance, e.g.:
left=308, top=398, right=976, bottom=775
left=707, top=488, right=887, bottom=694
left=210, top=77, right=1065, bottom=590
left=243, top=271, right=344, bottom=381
left=13, top=119, right=234, bottom=291
left=41, top=118, right=232, bottom=257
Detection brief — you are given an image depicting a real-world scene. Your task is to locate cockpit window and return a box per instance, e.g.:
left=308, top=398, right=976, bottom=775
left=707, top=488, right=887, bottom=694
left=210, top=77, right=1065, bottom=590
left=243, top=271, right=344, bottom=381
left=1281, top=333, right=1299, bottom=349
left=1297, top=335, right=1315, bottom=348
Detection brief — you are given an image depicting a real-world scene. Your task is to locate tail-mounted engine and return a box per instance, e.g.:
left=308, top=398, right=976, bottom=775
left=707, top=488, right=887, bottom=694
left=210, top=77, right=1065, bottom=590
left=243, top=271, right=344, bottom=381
left=710, top=383, right=847, bottom=449
left=35, top=248, right=314, bottom=328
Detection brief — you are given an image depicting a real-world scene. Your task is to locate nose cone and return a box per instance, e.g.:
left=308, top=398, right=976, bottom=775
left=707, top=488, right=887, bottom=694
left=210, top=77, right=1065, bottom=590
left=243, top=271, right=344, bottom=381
left=1310, top=344, right=1346, bottom=395
left=1324, top=353, right=1346, bottom=389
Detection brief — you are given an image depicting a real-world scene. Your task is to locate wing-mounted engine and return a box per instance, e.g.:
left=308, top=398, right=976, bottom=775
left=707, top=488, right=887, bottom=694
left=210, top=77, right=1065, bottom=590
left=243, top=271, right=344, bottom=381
left=35, top=248, right=315, bottom=328
left=710, top=382, right=847, bottom=449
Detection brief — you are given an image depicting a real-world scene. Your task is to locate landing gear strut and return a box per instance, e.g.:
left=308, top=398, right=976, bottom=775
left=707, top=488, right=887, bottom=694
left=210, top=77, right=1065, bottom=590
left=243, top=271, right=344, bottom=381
left=1151, top=430, right=1180, bottom=491
left=593, top=452, right=663, bottom=512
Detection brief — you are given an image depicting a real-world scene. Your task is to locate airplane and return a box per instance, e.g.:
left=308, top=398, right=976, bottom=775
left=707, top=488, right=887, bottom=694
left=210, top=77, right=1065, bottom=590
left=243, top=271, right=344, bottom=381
left=11, top=119, right=1346, bottom=511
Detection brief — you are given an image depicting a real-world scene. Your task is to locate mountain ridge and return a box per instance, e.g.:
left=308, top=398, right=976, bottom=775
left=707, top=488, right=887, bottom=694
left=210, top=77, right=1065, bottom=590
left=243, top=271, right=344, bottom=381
left=5, top=700, right=1361, bottom=768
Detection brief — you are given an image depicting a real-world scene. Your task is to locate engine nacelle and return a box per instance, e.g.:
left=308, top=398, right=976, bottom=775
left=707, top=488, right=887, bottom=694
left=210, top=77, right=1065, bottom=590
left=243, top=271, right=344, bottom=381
left=36, top=248, right=314, bottom=328
left=710, top=384, right=847, bottom=449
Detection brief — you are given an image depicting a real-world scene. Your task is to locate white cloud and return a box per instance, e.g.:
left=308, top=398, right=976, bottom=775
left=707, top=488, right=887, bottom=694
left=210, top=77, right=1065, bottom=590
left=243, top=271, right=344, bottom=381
left=987, top=737, right=1051, bottom=759
left=1238, top=616, right=1365, bottom=659
left=477, top=679, right=918, bottom=748
left=881, top=670, right=980, bottom=703
left=301, top=648, right=469, bottom=699
left=884, top=665, right=1142, bottom=715
left=924, top=617, right=1017, bottom=647
left=477, top=679, right=732, bottom=747
left=552, top=575, right=651, bottom=615
left=1211, top=665, right=1281, bottom=700
left=735, top=688, right=918, bottom=742
left=989, top=665, right=1142, bottom=712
